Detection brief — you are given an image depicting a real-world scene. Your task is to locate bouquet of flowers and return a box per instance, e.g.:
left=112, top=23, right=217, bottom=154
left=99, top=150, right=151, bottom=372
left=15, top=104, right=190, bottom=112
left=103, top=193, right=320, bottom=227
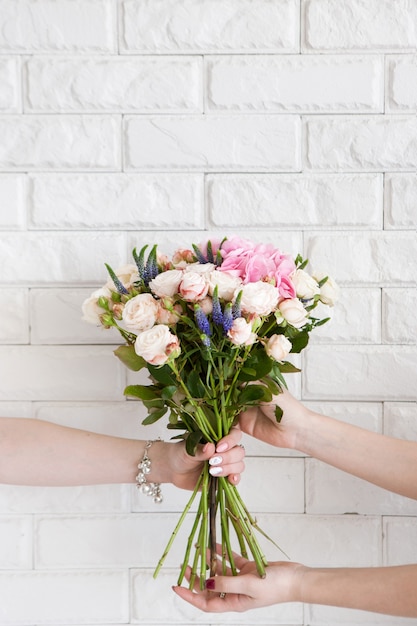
left=83, top=235, right=338, bottom=587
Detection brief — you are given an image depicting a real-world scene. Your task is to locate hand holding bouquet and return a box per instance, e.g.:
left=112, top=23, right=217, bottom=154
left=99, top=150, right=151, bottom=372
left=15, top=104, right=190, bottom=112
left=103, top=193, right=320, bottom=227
left=83, top=235, right=338, bottom=587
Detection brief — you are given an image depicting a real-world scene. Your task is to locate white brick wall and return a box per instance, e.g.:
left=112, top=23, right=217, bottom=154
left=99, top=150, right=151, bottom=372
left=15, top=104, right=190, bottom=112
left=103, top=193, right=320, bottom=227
left=0, top=1, right=416, bottom=625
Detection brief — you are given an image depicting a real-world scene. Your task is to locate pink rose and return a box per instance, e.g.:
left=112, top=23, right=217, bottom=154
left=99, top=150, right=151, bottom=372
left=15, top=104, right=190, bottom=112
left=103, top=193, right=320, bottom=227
left=122, top=293, right=158, bottom=332
left=172, top=248, right=195, bottom=267
left=134, top=325, right=180, bottom=366
left=156, top=300, right=182, bottom=325
left=179, top=271, right=209, bottom=302
left=265, top=334, right=292, bottom=361
left=227, top=317, right=257, bottom=346
left=149, top=269, right=183, bottom=298
left=278, top=298, right=308, bottom=329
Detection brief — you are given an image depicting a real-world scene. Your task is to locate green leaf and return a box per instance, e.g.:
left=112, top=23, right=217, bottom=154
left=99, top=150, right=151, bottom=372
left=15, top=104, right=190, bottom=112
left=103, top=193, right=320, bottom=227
left=141, top=407, right=167, bottom=425
left=186, top=370, right=206, bottom=398
left=238, top=349, right=273, bottom=382
left=185, top=430, right=204, bottom=456
left=278, top=361, right=302, bottom=374
left=261, top=376, right=282, bottom=395
left=114, top=345, right=146, bottom=371
left=161, top=385, right=178, bottom=401
left=289, top=331, right=310, bottom=353
left=239, top=384, right=272, bottom=405
left=275, top=405, right=283, bottom=423
left=269, top=365, right=288, bottom=389
left=124, top=385, right=160, bottom=400
left=148, top=364, right=176, bottom=386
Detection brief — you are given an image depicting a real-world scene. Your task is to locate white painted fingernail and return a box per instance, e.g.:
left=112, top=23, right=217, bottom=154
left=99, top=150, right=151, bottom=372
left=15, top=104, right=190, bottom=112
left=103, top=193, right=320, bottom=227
left=209, top=456, right=222, bottom=466
left=209, top=466, right=222, bottom=476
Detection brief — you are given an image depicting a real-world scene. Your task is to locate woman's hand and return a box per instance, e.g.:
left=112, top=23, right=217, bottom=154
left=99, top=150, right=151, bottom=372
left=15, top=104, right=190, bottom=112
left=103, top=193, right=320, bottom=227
left=164, top=427, right=245, bottom=491
left=239, top=387, right=310, bottom=451
left=172, top=552, right=305, bottom=612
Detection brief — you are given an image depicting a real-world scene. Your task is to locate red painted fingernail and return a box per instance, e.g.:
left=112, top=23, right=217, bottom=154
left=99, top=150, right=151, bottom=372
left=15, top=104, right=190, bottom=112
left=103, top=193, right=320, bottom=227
left=205, top=578, right=216, bottom=590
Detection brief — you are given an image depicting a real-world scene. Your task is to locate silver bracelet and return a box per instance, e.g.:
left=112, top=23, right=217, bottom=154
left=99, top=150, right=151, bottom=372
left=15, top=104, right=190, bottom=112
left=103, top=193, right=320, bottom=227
left=135, top=440, right=163, bottom=504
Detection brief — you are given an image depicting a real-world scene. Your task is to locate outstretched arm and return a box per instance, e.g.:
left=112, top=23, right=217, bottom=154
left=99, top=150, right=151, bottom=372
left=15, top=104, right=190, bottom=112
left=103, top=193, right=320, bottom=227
left=240, top=388, right=417, bottom=500
left=0, top=417, right=244, bottom=489
left=173, top=556, right=417, bottom=617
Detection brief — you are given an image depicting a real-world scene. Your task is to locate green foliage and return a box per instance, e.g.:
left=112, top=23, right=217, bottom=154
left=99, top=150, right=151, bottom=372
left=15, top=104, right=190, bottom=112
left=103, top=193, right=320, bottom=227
left=114, top=345, right=146, bottom=371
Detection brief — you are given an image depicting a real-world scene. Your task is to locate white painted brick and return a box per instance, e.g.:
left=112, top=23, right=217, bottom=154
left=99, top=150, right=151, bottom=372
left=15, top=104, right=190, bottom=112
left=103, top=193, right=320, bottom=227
left=30, top=288, right=120, bottom=345
left=124, top=115, right=301, bottom=171
left=0, top=346, right=125, bottom=401
left=0, top=484, right=130, bottom=514
left=0, top=57, right=20, bottom=112
left=0, top=0, right=116, bottom=53
left=306, top=459, right=417, bottom=516
left=29, top=173, right=204, bottom=229
left=0, top=289, right=29, bottom=344
left=34, top=401, right=144, bottom=440
left=0, top=175, right=26, bottom=229
left=305, top=115, right=417, bottom=171
left=25, top=56, right=202, bottom=113
left=255, top=513, right=382, bottom=568
left=384, top=174, right=417, bottom=229
left=306, top=232, right=417, bottom=286
left=382, top=289, right=417, bottom=344
left=131, top=568, right=303, bottom=624
left=120, top=0, right=299, bottom=54
left=0, top=570, right=129, bottom=624
left=0, top=115, right=120, bottom=171
left=207, top=173, right=382, bottom=229
left=207, top=55, right=383, bottom=113
left=304, top=345, right=417, bottom=401
left=311, top=288, right=381, bottom=344
left=0, top=517, right=32, bottom=569
left=0, top=232, right=126, bottom=285
left=386, top=55, right=417, bottom=113
left=383, top=517, right=417, bottom=566
left=0, top=402, right=32, bottom=418
left=303, top=0, right=417, bottom=52
left=384, top=402, right=417, bottom=441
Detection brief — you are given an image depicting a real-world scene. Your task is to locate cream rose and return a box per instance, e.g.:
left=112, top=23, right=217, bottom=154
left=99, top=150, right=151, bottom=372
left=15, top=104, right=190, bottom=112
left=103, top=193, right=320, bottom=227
left=265, top=334, right=292, bottom=361
left=106, top=264, right=139, bottom=290
left=279, top=298, right=308, bottom=329
left=122, top=293, right=158, bottom=332
left=313, top=271, right=340, bottom=307
left=208, top=270, right=243, bottom=302
left=184, top=262, right=216, bottom=276
left=134, top=325, right=180, bottom=366
left=156, top=300, right=181, bottom=325
left=227, top=317, right=257, bottom=346
left=179, top=271, right=209, bottom=302
left=238, top=282, right=279, bottom=317
left=291, top=269, right=320, bottom=300
left=149, top=269, right=183, bottom=298
left=82, top=287, right=112, bottom=325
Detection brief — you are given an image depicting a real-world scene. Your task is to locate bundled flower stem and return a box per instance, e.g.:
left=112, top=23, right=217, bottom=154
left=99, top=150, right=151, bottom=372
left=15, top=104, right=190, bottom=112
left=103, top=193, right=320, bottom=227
left=82, top=235, right=338, bottom=587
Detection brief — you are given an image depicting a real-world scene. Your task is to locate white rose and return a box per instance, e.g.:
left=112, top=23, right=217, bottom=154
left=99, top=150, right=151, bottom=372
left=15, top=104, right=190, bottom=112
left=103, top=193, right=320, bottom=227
left=291, top=269, right=320, bottom=300
left=265, top=334, right=292, bottom=361
left=208, top=270, right=243, bottom=301
left=312, top=271, right=340, bottom=307
left=279, top=298, right=308, bottom=329
left=184, top=262, right=216, bottom=276
left=106, top=264, right=139, bottom=290
left=149, top=269, right=183, bottom=298
left=238, top=282, right=279, bottom=317
left=82, top=287, right=112, bottom=325
left=134, top=325, right=180, bottom=366
left=122, top=293, right=158, bottom=332
left=179, top=271, right=209, bottom=302
left=227, top=317, right=257, bottom=346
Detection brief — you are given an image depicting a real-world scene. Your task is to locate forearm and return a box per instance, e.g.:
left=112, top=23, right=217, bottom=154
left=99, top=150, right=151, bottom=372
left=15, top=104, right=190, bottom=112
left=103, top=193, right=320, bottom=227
left=0, top=418, right=150, bottom=486
left=297, top=410, right=417, bottom=500
left=299, top=564, right=417, bottom=617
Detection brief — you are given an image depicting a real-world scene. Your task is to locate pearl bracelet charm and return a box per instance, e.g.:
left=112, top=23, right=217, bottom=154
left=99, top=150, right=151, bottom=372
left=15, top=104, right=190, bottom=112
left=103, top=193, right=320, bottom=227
left=136, top=440, right=163, bottom=504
